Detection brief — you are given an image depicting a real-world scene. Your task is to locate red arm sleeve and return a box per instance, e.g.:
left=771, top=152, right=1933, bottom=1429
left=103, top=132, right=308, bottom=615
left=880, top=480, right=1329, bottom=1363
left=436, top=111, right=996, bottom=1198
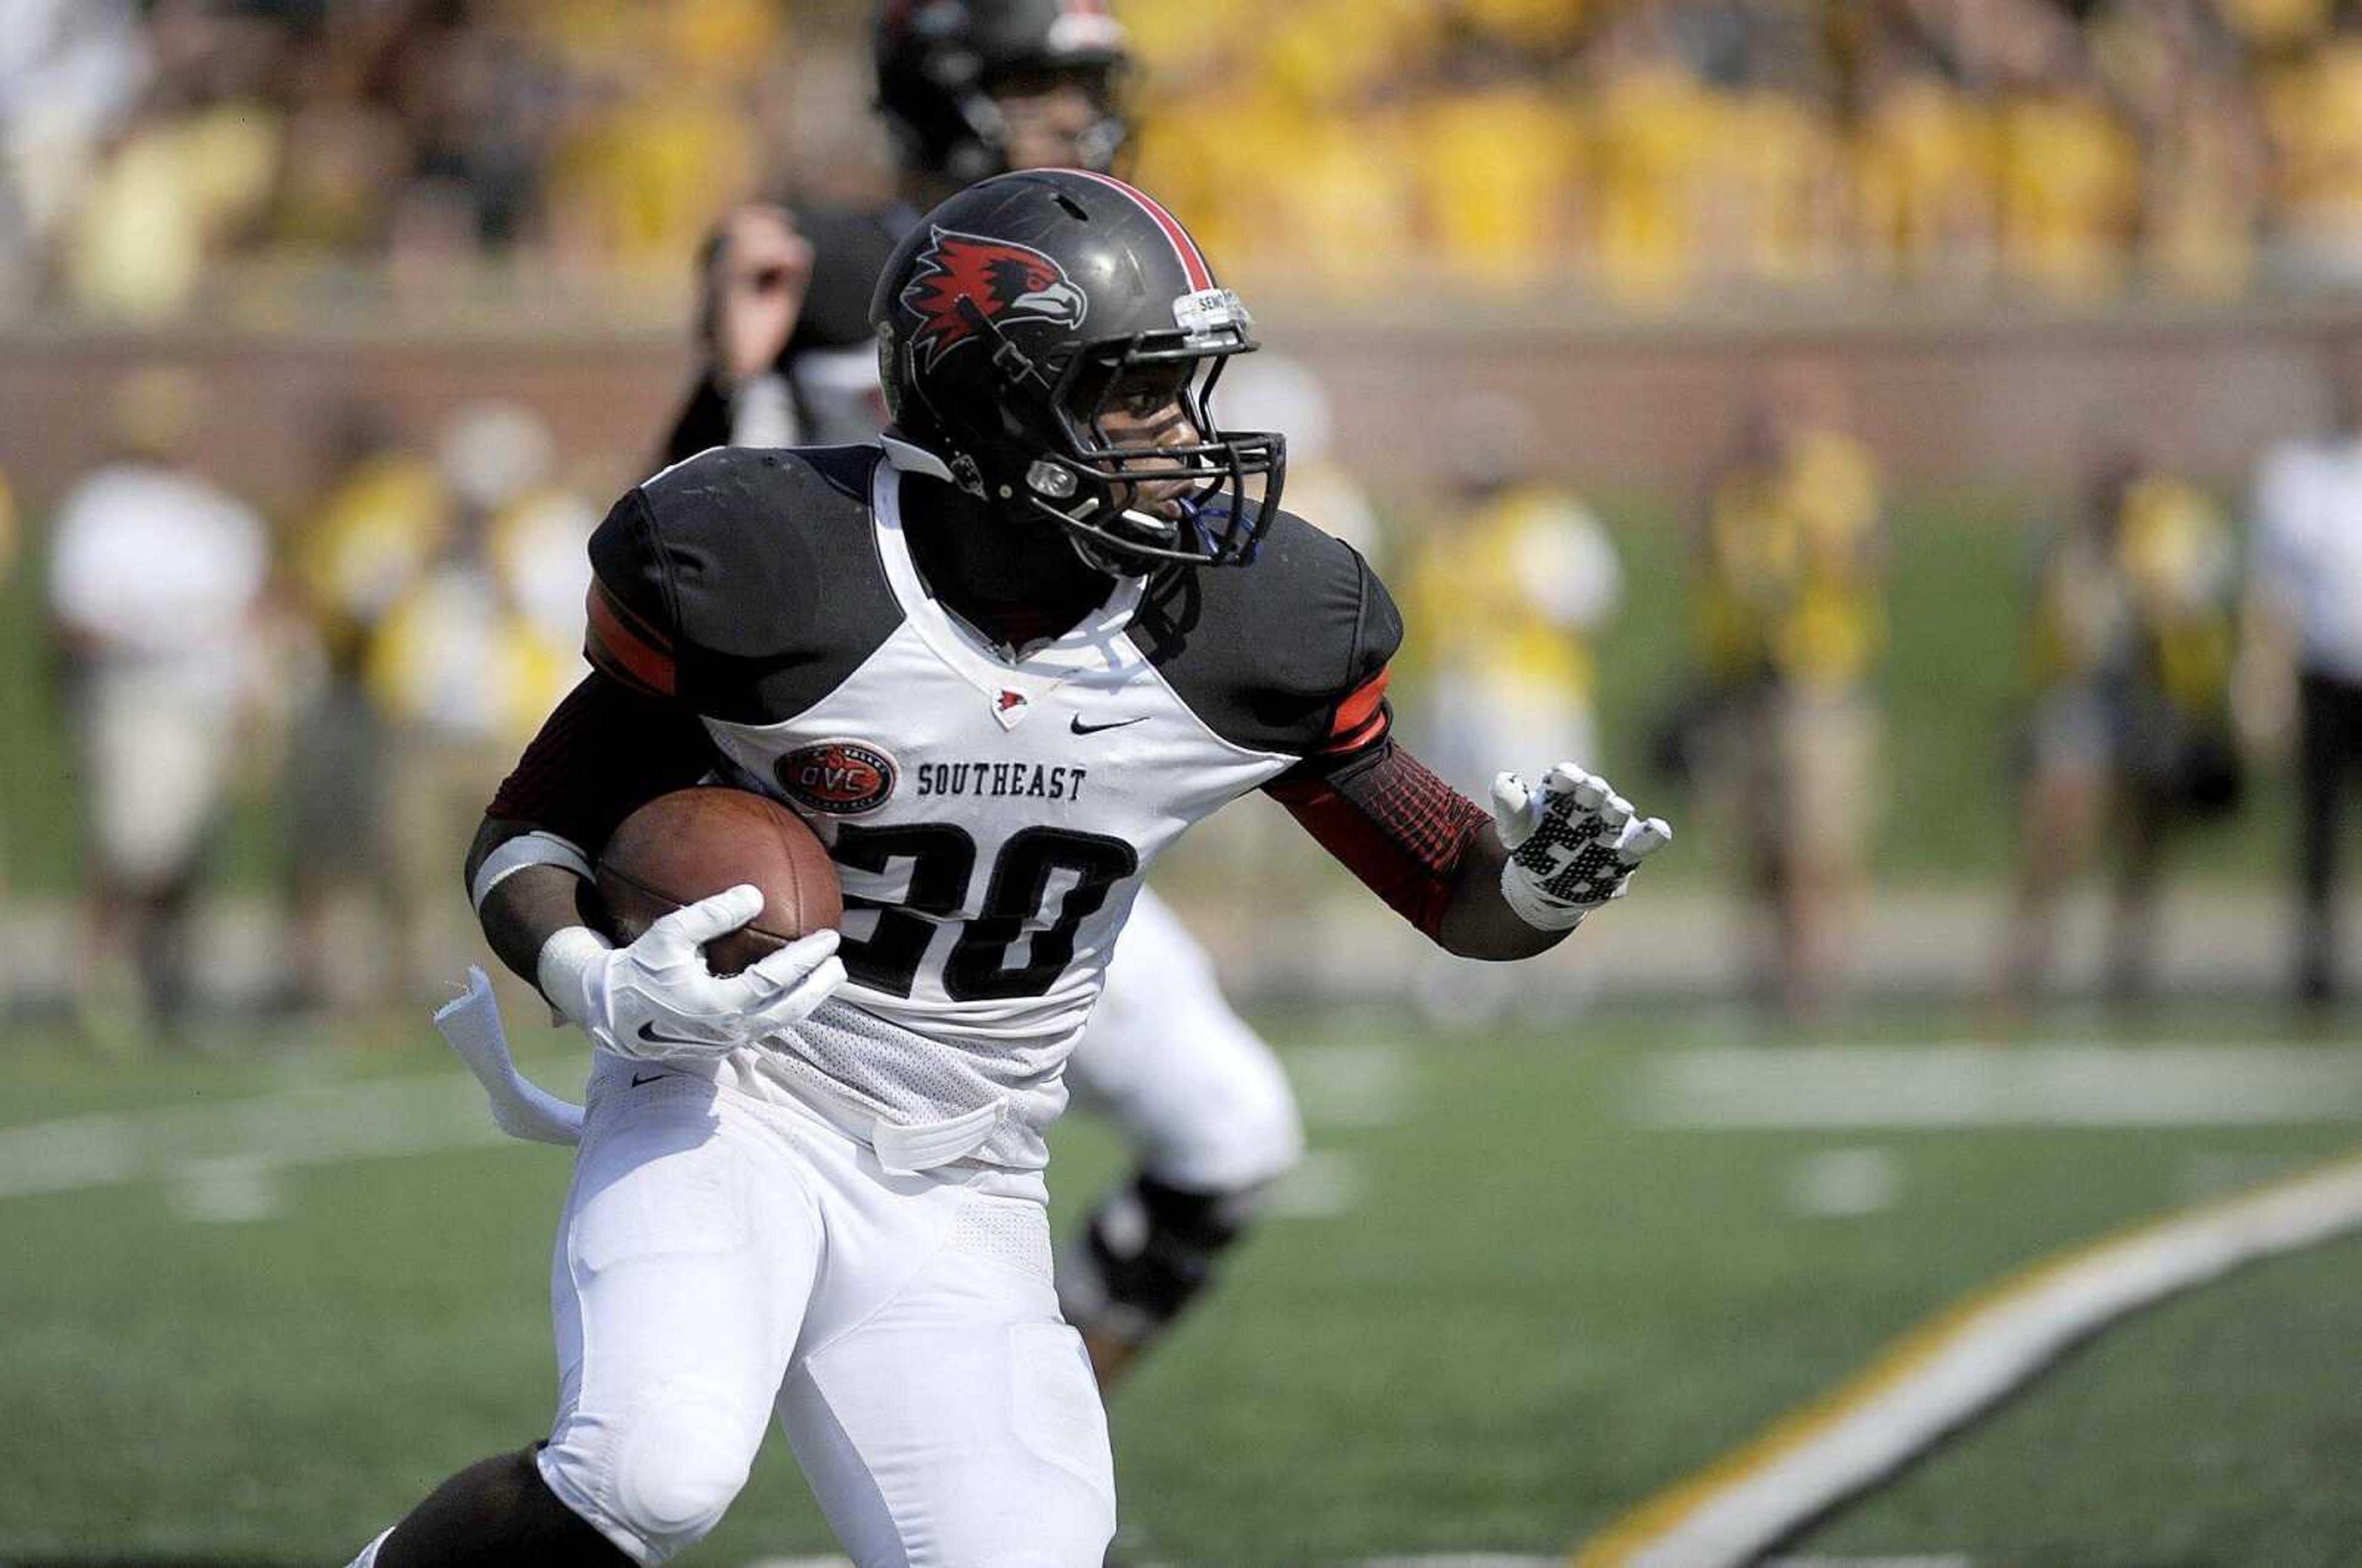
left=486, top=672, right=718, bottom=854
left=1264, top=734, right=1493, bottom=939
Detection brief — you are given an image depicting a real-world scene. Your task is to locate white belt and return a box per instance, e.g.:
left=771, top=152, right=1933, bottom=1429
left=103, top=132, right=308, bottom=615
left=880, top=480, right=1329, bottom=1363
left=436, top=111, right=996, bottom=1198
left=784, top=1072, right=1008, bottom=1177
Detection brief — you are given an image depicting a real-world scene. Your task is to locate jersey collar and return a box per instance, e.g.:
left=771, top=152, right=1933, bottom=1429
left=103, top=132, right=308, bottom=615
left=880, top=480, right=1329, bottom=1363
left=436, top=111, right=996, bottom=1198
left=870, top=453, right=1146, bottom=701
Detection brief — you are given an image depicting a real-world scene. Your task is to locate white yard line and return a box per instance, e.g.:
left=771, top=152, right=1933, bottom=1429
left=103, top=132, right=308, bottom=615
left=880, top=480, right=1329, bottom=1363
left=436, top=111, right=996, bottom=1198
left=1766, top=1558, right=1975, bottom=1567
left=1263, top=1148, right=1363, bottom=1219
left=0, top=1077, right=528, bottom=1203
left=1638, top=1044, right=2362, bottom=1129
left=1289, top=1041, right=1416, bottom=1129
left=1783, top=1148, right=1906, bottom=1219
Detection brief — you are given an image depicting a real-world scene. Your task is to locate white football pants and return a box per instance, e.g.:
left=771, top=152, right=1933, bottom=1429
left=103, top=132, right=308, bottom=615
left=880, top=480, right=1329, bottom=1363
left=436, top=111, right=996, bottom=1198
left=1067, top=887, right=1303, bottom=1192
left=536, top=1055, right=1116, bottom=1566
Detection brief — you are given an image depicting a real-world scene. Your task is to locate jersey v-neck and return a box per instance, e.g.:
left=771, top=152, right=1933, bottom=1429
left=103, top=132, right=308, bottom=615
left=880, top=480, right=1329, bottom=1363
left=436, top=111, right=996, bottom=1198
left=869, top=453, right=1145, bottom=701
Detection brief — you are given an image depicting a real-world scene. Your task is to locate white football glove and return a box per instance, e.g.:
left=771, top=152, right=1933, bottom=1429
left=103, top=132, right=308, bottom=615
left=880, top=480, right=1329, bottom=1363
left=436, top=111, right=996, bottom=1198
left=1490, top=763, right=1672, bottom=931
left=536, top=884, right=845, bottom=1064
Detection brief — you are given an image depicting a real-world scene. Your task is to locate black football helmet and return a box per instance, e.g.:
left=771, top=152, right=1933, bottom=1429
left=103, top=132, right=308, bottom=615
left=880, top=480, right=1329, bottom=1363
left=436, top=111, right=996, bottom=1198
left=871, top=169, right=1286, bottom=576
left=873, top=0, right=1131, bottom=183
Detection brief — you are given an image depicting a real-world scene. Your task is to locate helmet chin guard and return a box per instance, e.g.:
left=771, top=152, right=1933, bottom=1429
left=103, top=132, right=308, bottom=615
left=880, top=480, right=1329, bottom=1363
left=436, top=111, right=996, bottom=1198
left=872, top=170, right=1286, bottom=577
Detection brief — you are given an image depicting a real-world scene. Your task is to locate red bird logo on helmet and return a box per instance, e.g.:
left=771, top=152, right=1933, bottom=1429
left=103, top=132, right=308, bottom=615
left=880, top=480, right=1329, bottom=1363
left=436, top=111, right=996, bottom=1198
left=899, top=228, right=1089, bottom=372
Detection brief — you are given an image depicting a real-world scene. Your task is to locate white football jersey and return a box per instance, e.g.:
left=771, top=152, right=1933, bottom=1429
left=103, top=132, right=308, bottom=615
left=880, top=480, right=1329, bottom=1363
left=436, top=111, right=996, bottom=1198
left=584, top=442, right=1398, bottom=1168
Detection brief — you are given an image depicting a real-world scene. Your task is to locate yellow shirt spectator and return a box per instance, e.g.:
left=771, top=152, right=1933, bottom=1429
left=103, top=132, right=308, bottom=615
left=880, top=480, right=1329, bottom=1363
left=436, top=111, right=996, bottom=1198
left=547, top=88, right=757, bottom=266
left=1411, top=482, right=1621, bottom=701
left=1715, top=89, right=1846, bottom=290
left=1994, top=89, right=2142, bottom=300
left=367, top=557, right=576, bottom=749
left=1586, top=65, right=1723, bottom=304
left=2262, top=38, right=2362, bottom=257
left=1703, top=426, right=1885, bottom=693
left=2029, top=472, right=2233, bottom=714
left=66, top=102, right=283, bottom=319
left=1455, top=0, right=1594, bottom=53
left=0, top=469, right=17, bottom=589
left=1260, top=0, right=1436, bottom=111
left=2120, top=474, right=2235, bottom=711
left=296, top=451, right=450, bottom=674
left=1853, top=74, right=1998, bottom=287
left=1412, top=87, right=1582, bottom=288
left=2210, top=0, right=2331, bottom=52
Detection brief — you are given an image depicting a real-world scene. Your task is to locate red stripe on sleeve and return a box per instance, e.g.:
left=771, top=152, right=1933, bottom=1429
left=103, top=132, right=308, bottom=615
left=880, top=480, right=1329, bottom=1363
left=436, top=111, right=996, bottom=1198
left=1321, top=667, right=1392, bottom=753
left=585, top=581, right=676, bottom=698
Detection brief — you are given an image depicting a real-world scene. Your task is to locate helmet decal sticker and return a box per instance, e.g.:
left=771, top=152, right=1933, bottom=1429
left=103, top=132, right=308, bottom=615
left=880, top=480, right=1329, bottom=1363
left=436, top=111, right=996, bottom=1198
left=899, top=228, right=1089, bottom=373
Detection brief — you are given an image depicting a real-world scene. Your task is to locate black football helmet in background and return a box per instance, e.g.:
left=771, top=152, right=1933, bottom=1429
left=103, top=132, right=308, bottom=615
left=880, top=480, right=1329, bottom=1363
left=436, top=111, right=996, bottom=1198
left=874, top=0, right=1132, bottom=183
left=871, top=169, right=1286, bottom=576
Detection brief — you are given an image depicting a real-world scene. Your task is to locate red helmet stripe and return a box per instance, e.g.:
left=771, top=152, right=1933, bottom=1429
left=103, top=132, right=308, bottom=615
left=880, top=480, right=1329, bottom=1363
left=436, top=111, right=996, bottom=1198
left=1062, top=169, right=1212, bottom=292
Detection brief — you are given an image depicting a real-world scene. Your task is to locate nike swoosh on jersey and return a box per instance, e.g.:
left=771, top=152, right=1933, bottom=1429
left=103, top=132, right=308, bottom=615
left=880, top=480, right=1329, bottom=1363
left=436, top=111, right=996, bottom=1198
left=635, top=1022, right=719, bottom=1052
left=1070, top=714, right=1148, bottom=735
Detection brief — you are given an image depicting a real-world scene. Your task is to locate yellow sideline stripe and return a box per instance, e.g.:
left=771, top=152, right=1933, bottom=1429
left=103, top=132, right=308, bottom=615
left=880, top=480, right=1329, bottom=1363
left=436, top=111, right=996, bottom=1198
left=1570, top=1144, right=2362, bottom=1568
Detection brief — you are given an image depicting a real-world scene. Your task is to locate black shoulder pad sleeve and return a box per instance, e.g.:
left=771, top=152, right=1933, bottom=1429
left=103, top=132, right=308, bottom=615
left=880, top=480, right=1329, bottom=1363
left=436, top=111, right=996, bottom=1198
left=587, top=445, right=905, bottom=724
left=1131, top=509, right=1404, bottom=759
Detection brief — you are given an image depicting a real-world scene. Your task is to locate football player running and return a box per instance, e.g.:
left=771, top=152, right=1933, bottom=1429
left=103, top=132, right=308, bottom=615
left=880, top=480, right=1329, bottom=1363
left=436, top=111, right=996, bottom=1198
left=661, top=0, right=1318, bottom=1389
left=351, top=167, right=1667, bottom=1567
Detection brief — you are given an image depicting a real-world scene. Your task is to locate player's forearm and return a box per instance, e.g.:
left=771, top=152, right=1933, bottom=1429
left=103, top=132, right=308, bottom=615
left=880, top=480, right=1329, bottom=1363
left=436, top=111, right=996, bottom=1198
left=465, top=818, right=606, bottom=989
left=1434, top=827, right=1572, bottom=961
left=1269, top=739, right=1559, bottom=958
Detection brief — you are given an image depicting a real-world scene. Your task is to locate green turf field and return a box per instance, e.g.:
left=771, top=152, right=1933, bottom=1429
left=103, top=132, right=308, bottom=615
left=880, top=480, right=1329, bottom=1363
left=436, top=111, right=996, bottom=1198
left=4, top=1006, right=2358, bottom=1566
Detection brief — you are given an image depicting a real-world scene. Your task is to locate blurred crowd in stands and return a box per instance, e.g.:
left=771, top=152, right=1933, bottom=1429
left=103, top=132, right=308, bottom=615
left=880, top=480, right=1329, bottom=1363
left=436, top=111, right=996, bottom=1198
left=10, top=0, right=2362, bottom=321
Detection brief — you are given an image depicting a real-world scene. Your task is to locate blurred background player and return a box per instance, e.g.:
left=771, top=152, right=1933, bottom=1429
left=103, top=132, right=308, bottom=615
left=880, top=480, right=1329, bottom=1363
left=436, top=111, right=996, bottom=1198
left=2000, top=442, right=2241, bottom=1007
left=1409, top=394, right=1623, bottom=802
left=1693, top=365, right=1887, bottom=1021
left=0, top=461, right=15, bottom=1023
left=2245, top=341, right=2362, bottom=1010
left=648, top=0, right=1303, bottom=1388
left=44, top=365, right=270, bottom=1047
left=282, top=401, right=447, bottom=1011
left=1404, top=393, right=1622, bottom=1025
left=369, top=401, right=595, bottom=997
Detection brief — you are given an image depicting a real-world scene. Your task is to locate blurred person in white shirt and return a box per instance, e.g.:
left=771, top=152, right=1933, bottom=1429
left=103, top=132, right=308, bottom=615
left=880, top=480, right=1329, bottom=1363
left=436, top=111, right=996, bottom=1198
left=46, top=365, right=269, bottom=1044
left=2244, top=343, right=2362, bottom=1010
left=0, top=0, right=148, bottom=304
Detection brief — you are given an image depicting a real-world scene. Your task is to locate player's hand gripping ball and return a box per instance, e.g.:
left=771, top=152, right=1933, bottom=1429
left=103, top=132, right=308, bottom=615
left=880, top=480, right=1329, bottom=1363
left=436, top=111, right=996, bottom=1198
left=557, top=788, right=849, bottom=1065
left=1490, top=763, right=1671, bottom=931
left=598, top=787, right=843, bottom=973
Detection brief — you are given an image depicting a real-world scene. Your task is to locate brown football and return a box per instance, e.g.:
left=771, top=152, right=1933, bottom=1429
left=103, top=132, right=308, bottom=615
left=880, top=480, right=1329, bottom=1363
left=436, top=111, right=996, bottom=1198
left=595, top=787, right=844, bottom=976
